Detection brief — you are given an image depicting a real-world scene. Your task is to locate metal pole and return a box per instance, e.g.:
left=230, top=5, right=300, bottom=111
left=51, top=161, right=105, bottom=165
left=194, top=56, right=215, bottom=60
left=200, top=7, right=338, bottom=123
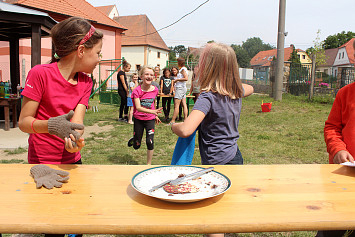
left=274, top=0, right=286, bottom=101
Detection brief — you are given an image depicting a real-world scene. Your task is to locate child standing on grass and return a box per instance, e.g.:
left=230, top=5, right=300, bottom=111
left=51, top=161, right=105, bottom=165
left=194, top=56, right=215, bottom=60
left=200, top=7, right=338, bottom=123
left=128, top=66, right=163, bottom=165
left=171, top=43, right=253, bottom=237
left=170, top=58, right=189, bottom=124
left=117, top=60, right=131, bottom=122
left=160, top=68, right=174, bottom=122
left=19, top=17, right=103, bottom=165
left=127, top=73, right=139, bottom=124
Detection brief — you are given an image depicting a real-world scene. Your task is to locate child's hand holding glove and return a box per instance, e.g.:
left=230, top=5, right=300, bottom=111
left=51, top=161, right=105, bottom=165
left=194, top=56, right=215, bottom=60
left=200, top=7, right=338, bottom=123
left=48, top=110, right=84, bottom=146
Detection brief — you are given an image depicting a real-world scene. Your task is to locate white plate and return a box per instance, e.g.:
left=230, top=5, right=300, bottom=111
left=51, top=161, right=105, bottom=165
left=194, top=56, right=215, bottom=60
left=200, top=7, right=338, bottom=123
left=131, top=166, right=231, bottom=203
left=340, top=161, right=355, bottom=167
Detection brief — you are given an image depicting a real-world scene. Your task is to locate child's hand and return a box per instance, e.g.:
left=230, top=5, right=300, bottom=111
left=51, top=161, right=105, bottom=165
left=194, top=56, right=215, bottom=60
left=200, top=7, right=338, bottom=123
left=333, top=150, right=355, bottom=164
left=155, top=117, right=162, bottom=125
left=152, top=107, right=163, bottom=116
left=65, top=134, right=85, bottom=153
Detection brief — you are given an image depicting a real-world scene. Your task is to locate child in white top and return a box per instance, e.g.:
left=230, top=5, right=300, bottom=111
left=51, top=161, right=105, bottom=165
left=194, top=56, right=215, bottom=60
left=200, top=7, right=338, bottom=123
left=127, top=73, right=139, bottom=124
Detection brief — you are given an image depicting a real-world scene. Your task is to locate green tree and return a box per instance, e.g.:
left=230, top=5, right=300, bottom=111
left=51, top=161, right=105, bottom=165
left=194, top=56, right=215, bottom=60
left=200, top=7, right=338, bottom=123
left=168, top=46, right=176, bottom=61
left=306, top=30, right=327, bottom=67
left=242, top=37, right=275, bottom=59
left=323, top=31, right=355, bottom=49
left=173, top=45, right=187, bottom=59
left=231, top=44, right=250, bottom=68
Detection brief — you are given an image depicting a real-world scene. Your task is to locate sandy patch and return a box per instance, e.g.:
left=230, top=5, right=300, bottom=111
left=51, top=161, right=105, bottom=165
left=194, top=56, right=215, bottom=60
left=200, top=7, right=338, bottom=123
left=0, top=123, right=114, bottom=161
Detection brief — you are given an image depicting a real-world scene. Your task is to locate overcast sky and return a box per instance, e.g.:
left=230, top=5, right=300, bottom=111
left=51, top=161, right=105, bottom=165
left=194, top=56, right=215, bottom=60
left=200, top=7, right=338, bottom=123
left=87, top=0, right=355, bottom=50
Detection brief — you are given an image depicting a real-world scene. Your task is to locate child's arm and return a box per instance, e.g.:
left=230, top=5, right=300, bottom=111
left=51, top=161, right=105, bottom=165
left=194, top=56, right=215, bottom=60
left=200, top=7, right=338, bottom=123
left=324, top=95, right=353, bottom=164
left=170, top=80, right=175, bottom=95
left=133, top=97, right=163, bottom=116
left=19, top=97, right=48, bottom=134
left=175, top=70, right=188, bottom=82
left=119, top=74, right=129, bottom=96
left=242, top=83, right=254, bottom=97
left=171, top=109, right=205, bottom=138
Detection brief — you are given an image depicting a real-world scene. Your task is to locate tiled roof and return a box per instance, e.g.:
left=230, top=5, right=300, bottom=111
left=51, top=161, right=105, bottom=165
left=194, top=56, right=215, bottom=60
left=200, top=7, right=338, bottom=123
left=340, top=38, right=355, bottom=64
left=6, top=0, right=126, bottom=30
left=96, top=5, right=115, bottom=17
left=319, top=48, right=338, bottom=67
left=115, top=15, right=169, bottom=51
left=250, top=46, right=303, bottom=67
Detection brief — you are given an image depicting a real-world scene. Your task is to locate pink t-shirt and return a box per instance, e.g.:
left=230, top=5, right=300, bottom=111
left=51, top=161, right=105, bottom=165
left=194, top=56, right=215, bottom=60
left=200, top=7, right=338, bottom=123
left=132, top=85, right=158, bottom=120
left=22, top=62, right=92, bottom=164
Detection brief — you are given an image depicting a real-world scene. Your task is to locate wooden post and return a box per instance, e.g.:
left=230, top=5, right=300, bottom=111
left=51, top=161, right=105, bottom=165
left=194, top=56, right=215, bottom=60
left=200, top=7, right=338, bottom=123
left=309, top=54, right=316, bottom=100
left=9, top=37, right=20, bottom=93
left=31, top=24, right=41, bottom=68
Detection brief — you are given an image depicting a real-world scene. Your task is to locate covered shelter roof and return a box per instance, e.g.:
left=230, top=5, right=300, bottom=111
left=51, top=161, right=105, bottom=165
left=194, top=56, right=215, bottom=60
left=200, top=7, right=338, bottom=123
left=0, top=1, right=57, bottom=92
left=0, top=1, right=56, bottom=41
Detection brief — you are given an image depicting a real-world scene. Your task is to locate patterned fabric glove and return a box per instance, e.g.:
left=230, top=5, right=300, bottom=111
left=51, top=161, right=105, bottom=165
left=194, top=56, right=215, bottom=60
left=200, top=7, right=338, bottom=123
left=48, top=110, right=84, bottom=145
left=30, top=164, right=70, bottom=189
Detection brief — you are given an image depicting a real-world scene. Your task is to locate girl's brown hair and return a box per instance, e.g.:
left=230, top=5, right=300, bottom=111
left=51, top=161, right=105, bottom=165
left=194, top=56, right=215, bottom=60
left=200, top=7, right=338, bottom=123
left=170, top=66, right=179, bottom=76
left=197, top=42, right=243, bottom=99
left=122, top=60, right=131, bottom=70
left=50, top=17, right=103, bottom=62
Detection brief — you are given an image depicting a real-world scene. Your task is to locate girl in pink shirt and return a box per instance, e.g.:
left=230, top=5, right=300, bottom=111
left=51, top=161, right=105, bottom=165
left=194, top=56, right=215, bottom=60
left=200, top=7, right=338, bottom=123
left=19, top=17, right=103, bottom=164
left=128, top=66, right=163, bottom=165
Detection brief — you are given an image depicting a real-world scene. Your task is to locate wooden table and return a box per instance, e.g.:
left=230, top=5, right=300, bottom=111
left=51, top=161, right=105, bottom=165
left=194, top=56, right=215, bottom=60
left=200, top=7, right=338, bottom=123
left=0, top=97, right=21, bottom=131
left=1, top=164, right=355, bottom=234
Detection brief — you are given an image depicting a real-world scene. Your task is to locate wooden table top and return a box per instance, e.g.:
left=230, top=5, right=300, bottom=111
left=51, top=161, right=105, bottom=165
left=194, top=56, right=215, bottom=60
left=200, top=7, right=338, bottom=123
left=1, top=164, right=355, bottom=234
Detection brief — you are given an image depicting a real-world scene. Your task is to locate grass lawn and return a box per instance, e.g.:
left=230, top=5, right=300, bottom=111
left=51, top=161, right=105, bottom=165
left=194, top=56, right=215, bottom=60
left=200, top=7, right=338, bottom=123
left=3, top=93, right=334, bottom=237
left=83, top=93, right=332, bottom=166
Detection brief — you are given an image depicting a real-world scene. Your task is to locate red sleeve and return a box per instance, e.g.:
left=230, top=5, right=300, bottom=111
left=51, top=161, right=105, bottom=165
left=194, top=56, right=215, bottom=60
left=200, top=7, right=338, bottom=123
left=21, top=65, right=45, bottom=102
left=324, top=91, right=347, bottom=164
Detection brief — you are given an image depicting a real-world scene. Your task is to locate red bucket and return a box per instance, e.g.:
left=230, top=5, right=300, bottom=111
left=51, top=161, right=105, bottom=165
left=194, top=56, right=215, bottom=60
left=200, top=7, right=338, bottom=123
left=261, top=102, right=272, bottom=112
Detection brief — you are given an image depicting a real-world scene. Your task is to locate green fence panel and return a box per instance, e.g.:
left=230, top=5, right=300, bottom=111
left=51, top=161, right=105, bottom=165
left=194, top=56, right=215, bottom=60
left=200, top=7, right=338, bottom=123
left=99, top=92, right=111, bottom=104
left=112, top=92, right=120, bottom=105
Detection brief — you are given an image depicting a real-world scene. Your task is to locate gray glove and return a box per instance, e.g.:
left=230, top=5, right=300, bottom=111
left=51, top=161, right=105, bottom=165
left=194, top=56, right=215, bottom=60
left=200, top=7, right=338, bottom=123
left=30, top=164, right=70, bottom=189
left=48, top=110, right=84, bottom=145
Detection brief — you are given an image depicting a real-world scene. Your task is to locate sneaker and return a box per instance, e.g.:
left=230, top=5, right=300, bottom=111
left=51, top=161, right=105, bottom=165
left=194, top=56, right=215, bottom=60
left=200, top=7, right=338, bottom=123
left=118, top=118, right=125, bottom=122
left=128, top=137, right=134, bottom=147
left=128, top=121, right=134, bottom=124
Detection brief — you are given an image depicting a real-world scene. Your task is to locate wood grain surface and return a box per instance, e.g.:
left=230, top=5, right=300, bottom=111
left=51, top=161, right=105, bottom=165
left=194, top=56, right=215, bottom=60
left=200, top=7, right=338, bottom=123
left=1, top=164, right=355, bottom=234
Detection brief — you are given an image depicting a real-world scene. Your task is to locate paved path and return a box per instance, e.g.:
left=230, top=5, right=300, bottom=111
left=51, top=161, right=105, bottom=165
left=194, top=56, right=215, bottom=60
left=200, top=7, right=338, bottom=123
left=0, top=125, right=28, bottom=149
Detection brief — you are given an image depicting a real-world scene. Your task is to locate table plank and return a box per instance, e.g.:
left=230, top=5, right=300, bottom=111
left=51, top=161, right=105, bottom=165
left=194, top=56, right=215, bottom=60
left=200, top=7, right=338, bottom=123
left=1, top=164, right=355, bottom=234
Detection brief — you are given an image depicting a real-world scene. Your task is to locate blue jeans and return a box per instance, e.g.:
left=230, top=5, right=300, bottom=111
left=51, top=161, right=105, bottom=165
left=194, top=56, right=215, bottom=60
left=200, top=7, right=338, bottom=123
left=225, top=147, right=243, bottom=165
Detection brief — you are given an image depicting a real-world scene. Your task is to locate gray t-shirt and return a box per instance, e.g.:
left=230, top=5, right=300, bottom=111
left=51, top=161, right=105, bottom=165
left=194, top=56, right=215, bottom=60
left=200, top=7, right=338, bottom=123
left=193, top=91, right=242, bottom=165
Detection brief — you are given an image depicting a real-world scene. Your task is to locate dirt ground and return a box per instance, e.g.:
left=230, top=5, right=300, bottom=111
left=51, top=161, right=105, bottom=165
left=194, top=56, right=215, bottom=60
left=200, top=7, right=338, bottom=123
left=0, top=123, right=114, bottom=162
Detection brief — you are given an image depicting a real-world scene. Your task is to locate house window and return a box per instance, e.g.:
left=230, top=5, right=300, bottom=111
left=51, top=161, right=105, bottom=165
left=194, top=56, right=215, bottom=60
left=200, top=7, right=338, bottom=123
left=136, top=64, right=141, bottom=72
left=302, top=55, right=306, bottom=60
left=157, top=52, right=161, bottom=59
left=342, top=52, right=344, bottom=58
left=339, top=53, right=341, bottom=59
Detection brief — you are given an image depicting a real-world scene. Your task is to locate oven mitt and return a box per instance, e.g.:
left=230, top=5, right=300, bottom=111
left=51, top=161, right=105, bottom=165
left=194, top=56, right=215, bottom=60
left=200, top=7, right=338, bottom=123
left=48, top=110, right=84, bottom=146
left=30, top=164, right=70, bottom=189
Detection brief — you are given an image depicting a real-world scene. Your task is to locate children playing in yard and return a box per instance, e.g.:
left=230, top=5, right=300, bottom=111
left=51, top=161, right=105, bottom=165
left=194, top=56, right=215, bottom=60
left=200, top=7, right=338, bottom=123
left=171, top=42, right=253, bottom=237
left=128, top=66, right=163, bottom=165
left=19, top=16, right=103, bottom=166
left=117, top=60, right=131, bottom=122
left=171, top=42, right=253, bottom=165
left=160, top=68, right=174, bottom=122
left=170, top=58, right=189, bottom=124
left=127, top=73, right=139, bottom=124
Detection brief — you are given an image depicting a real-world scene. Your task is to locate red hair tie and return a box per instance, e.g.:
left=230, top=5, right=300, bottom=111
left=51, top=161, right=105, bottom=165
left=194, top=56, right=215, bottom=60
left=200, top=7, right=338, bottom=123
left=79, top=25, right=96, bottom=45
